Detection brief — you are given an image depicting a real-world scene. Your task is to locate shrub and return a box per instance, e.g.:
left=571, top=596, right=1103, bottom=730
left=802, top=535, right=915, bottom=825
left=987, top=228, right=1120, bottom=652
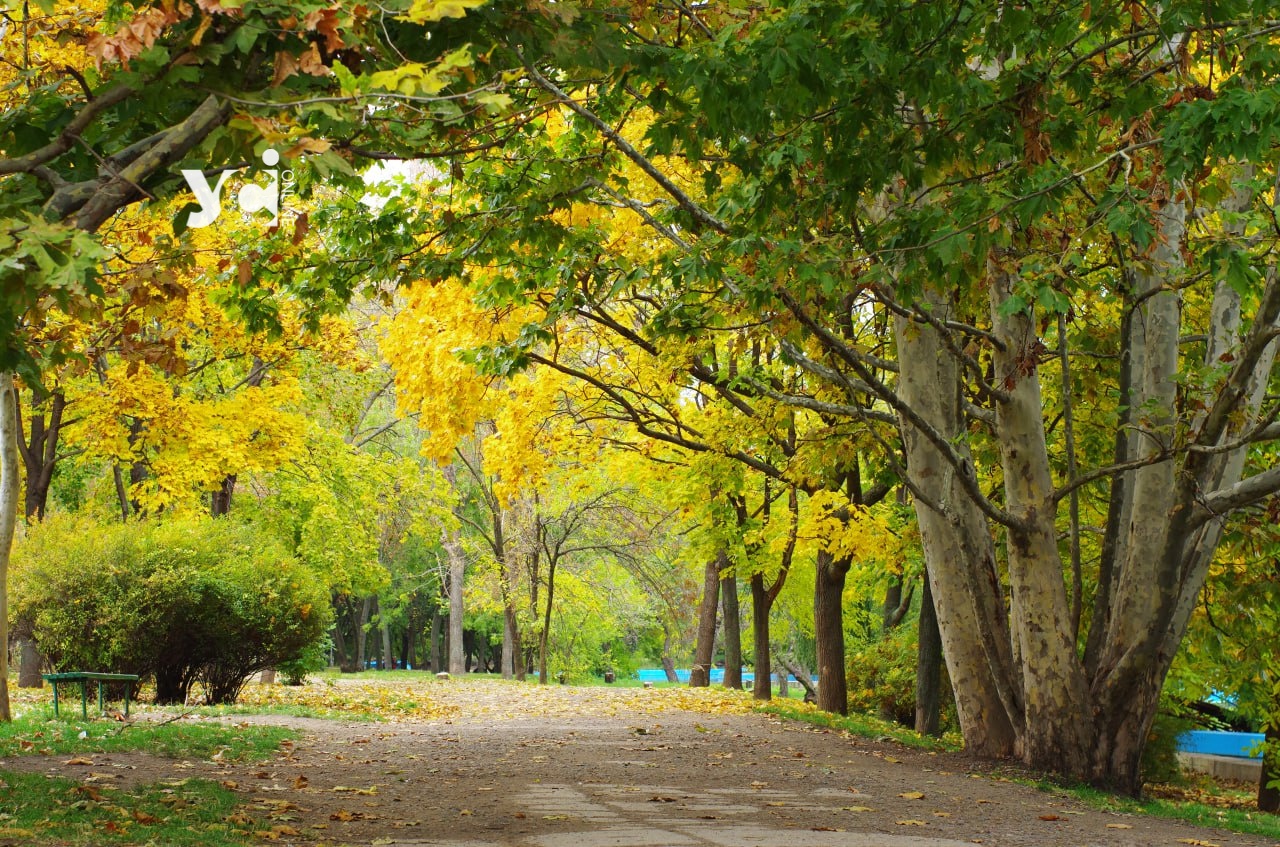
left=845, top=621, right=955, bottom=731
left=10, top=514, right=332, bottom=705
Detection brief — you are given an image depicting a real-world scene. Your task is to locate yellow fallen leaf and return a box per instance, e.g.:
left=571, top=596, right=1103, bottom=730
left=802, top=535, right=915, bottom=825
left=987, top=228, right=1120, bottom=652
left=842, top=806, right=875, bottom=812
left=1105, top=823, right=1132, bottom=829
left=1176, top=841, right=1220, bottom=847
left=933, top=811, right=952, bottom=817
left=64, top=757, right=94, bottom=766
left=896, top=819, right=927, bottom=826
left=899, top=791, right=925, bottom=800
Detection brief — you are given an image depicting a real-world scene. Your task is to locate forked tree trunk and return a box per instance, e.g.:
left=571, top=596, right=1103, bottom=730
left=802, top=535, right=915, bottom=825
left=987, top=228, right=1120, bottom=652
left=689, top=554, right=722, bottom=687
left=720, top=567, right=742, bottom=690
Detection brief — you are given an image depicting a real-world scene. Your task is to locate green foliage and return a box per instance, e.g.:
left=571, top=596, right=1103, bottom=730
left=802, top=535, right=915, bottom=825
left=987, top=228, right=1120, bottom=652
left=10, top=513, right=332, bottom=705
left=757, top=700, right=959, bottom=752
left=1141, top=703, right=1196, bottom=785
left=845, top=621, right=954, bottom=732
left=279, top=635, right=332, bottom=685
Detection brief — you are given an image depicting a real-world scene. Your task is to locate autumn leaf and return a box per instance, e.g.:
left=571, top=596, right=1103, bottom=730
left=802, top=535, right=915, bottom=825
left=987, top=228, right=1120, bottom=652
left=64, top=756, right=94, bottom=766
left=895, top=819, right=927, bottom=826
left=402, top=0, right=487, bottom=24
left=898, top=791, right=925, bottom=800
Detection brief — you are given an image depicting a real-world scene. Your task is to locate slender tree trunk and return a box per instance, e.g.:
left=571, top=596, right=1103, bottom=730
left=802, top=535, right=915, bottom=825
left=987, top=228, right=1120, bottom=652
left=380, top=608, right=393, bottom=671
left=750, top=573, right=772, bottom=700
left=661, top=627, right=679, bottom=683
left=444, top=534, right=466, bottom=675
left=720, top=566, right=742, bottom=690
left=429, top=605, right=444, bottom=671
left=0, top=374, right=19, bottom=721
left=538, top=558, right=558, bottom=685
left=331, top=599, right=352, bottom=672
left=915, top=578, right=943, bottom=736
left=814, top=549, right=850, bottom=714
left=355, top=596, right=373, bottom=670
left=690, top=553, right=722, bottom=687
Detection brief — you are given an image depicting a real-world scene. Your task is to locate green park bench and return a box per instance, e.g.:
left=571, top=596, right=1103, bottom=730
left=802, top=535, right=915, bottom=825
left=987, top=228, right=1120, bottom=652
left=42, top=672, right=141, bottom=719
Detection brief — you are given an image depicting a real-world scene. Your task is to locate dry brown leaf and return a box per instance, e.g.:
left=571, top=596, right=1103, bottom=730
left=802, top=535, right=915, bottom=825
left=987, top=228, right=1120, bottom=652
left=64, top=757, right=94, bottom=766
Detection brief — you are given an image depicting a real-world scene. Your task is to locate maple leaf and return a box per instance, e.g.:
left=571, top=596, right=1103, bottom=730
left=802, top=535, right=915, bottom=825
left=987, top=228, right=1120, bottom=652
left=402, top=0, right=487, bottom=24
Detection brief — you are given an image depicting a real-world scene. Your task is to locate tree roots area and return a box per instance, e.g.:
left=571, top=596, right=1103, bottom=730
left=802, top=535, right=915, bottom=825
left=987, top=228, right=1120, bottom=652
left=0, top=679, right=1270, bottom=847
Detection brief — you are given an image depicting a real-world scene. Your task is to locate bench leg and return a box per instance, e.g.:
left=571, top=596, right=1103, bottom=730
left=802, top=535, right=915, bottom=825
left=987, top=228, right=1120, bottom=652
left=80, top=680, right=88, bottom=719
left=124, top=682, right=131, bottom=717
left=98, top=681, right=105, bottom=714
left=51, top=681, right=60, bottom=717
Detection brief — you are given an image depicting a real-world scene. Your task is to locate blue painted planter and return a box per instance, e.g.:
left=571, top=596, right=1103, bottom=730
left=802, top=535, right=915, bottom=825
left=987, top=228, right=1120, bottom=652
left=1177, top=730, right=1264, bottom=759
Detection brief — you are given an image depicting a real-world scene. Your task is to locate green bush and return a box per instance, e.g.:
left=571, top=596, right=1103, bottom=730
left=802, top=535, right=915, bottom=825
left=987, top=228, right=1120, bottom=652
left=11, top=514, right=332, bottom=705
left=845, top=621, right=955, bottom=731
left=1142, top=701, right=1197, bottom=784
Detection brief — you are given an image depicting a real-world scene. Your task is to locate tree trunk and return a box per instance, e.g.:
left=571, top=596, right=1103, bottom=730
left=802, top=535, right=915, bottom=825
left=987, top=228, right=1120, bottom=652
left=430, top=605, right=444, bottom=671
left=17, top=387, right=65, bottom=522
left=260, top=669, right=276, bottom=684
left=894, top=295, right=1020, bottom=759
left=661, top=627, right=679, bottom=683
left=17, top=638, right=43, bottom=688
left=915, top=577, right=942, bottom=736
left=445, top=533, right=466, bottom=675
left=0, top=374, right=19, bottom=721
left=210, top=474, right=236, bottom=516
left=690, top=553, right=722, bottom=687
left=777, top=669, right=789, bottom=698
left=380, top=607, right=393, bottom=670
left=1259, top=722, right=1280, bottom=813
left=539, top=558, right=558, bottom=685
left=750, top=573, right=772, bottom=700
left=814, top=549, right=849, bottom=714
left=355, top=596, right=373, bottom=670
left=720, top=566, right=742, bottom=690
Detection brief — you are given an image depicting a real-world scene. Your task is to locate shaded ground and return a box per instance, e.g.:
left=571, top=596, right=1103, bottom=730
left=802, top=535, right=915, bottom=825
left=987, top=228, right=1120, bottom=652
left=3, top=678, right=1276, bottom=846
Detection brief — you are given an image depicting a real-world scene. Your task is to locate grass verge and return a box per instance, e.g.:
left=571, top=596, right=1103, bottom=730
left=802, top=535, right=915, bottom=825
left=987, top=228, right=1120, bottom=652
left=756, top=699, right=961, bottom=751
left=1040, top=780, right=1280, bottom=841
left=0, top=770, right=252, bottom=847
left=0, top=708, right=294, bottom=761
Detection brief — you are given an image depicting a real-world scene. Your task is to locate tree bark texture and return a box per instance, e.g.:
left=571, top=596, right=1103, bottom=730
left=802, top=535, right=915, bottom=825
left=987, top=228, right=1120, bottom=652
left=750, top=574, right=772, bottom=700
left=720, top=567, right=742, bottom=690
left=17, top=638, right=43, bottom=688
left=0, top=374, right=18, bottom=720
left=813, top=549, right=850, bottom=714
left=445, top=532, right=466, bottom=675
left=689, top=553, right=722, bottom=687
left=914, top=577, right=943, bottom=736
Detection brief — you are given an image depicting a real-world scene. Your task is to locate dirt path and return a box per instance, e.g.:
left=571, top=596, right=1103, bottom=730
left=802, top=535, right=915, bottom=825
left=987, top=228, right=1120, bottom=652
left=5, top=679, right=1276, bottom=847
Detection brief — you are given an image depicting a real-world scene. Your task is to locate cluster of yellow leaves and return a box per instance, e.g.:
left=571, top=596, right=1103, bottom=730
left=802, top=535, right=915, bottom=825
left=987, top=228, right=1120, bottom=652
left=71, top=363, right=306, bottom=513
left=797, top=489, right=903, bottom=566
left=0, top=1, right=105, bottom=95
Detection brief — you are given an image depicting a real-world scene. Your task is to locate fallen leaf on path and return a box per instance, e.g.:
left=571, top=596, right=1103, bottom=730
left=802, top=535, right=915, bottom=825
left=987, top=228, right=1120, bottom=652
left=896, top=819, right=927, bottom=826
left=64, top=756, right=94, bottom=765
left=1038, top=814, right=1064, bottom=821
left=1176, top=841, right=1220, bottom=847
left=842, top=806, right=875, bottom=812
left=1105, top=823, right=1132, bottom=829
left=898, top=791, right=925, bottom=799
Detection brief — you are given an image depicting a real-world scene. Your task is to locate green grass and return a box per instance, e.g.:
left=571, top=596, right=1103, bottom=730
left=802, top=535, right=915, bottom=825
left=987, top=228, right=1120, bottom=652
left=756, top=700, right=961, bottom=751
left=0, top=708, right=294, bottom=761
left=1038, top=780, right=1280, bottom=841
left=0, top=770, right=252, bottom=847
